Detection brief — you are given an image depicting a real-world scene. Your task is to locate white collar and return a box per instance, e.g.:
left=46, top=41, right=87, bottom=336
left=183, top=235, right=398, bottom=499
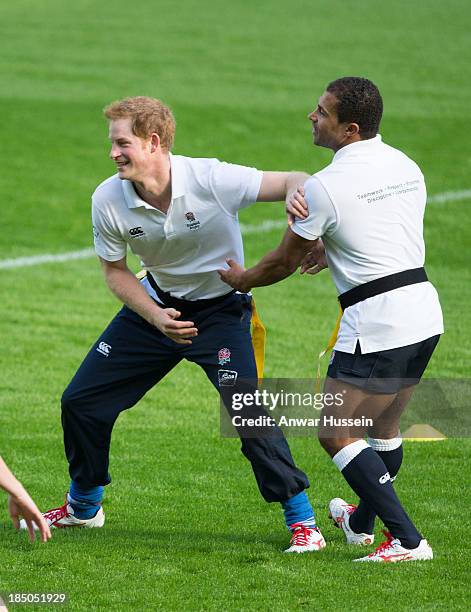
left=121, top=153, right=187, bottom=209
left=332, top=134, right=382, bottom=163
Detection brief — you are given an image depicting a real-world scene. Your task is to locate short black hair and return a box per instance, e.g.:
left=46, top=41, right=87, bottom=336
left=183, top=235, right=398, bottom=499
left=326, top=77, right=383, bottom=139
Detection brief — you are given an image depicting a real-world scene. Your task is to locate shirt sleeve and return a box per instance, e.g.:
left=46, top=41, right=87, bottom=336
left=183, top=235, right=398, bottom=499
left=209, top=160, right=263, bottom=216
left=291, top=176, right=338, bottom=240
left=91, top=197, right=127, bottom=261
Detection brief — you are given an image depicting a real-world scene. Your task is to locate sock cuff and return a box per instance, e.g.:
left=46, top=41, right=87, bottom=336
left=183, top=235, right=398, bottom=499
left=281, top=491, right=308, bottom=509
left=289, top=516, right=316, bottom=530
left=67, top=493, right=101, bottom=508
left=367, top=435, right=402, bottom=451
left=69, top=482, right=104, bottom=505
left=282, top=491, right=315, bottom=530
left=332, top=439, right=369, bottom=472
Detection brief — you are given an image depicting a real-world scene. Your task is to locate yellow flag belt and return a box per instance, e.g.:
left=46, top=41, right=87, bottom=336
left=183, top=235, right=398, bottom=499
left=316, top=303, right=343, bottom=391
left=250, top=299, right=266, bottom=380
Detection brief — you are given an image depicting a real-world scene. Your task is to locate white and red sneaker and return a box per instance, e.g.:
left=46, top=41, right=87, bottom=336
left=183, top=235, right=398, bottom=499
left=353, top=530, right=433, bottom=563
left=328, top=498, right=374, bottom=546
left=20, top=499, right=104, bottom=530
left=284, top=523, right=326, bottom=553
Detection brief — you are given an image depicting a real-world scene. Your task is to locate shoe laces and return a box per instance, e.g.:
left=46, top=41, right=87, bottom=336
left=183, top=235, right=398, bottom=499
left=289, top=523, right=316, bottom=546
left=370, top=530, right=395, bottom=556
left=43, top=503, right=69, bottom=524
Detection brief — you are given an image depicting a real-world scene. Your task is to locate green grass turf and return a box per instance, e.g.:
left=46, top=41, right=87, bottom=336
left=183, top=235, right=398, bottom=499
left=0, top=0, right=470, bottom=609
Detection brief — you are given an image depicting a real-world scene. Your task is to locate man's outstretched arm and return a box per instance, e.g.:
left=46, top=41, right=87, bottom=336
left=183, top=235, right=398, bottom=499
left=257, top=172, right=310, bottom=222
left=218, top=227, right=319, bottom=293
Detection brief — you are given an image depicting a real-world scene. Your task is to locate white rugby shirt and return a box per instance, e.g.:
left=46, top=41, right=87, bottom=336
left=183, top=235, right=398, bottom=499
left=92, top=154, right=263, bottom=300
left=292, top=135, right=444, bottom=354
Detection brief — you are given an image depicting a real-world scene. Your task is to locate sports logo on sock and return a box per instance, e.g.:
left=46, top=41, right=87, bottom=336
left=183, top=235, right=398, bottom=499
left=218, top=369, right=238, bottom=386
left=218, top=347, right=231, bottom=365
left=379, top=472, right=391, bottom=484
left=96, top=341, right=112, bottom=357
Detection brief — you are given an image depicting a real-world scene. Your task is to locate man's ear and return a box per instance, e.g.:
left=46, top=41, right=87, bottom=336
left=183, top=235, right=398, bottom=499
left=345, top=122, right=360, bottom=137
left=150, top=132, right=161, bottom=152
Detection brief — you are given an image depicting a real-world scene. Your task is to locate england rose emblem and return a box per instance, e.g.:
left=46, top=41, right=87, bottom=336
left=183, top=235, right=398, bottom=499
left=218, top=347, right=231, bottom=365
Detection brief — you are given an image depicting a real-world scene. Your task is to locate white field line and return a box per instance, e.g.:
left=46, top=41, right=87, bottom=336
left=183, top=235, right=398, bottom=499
left=0, top=189, right=469, bottom=271
left=427, top=189, right=471, bottom=204
left=0, top=248, right=97, bottom=269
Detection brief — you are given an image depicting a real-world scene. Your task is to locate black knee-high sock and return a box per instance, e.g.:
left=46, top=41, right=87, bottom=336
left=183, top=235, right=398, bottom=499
left=333, top=440, right=421, bottom=549
left=349, top=437, right=403, bottom=535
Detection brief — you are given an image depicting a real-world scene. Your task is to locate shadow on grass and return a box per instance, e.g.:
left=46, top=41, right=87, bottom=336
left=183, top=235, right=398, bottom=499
left=0, top=522, right=381, bottom=564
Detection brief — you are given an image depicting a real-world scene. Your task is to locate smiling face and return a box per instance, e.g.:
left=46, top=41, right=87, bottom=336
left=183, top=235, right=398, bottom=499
left=108, top=117, right=154, bottom=181
left=308, top=90, right=360, bottom=152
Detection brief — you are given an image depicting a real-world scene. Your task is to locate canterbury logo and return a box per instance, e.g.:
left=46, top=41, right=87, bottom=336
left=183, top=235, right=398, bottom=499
left=96, top=341, right=112, bottom=357
left=379, top=472, right=391, bottom=484
left=129, top=226, right=145, bottom=237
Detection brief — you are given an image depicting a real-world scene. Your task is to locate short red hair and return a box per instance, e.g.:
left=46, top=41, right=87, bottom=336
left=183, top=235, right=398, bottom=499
left=104, top=96, right=176, bottom=151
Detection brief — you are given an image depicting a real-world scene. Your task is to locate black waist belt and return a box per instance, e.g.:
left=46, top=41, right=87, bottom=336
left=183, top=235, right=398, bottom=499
left=146, top=272, right=235, bottom=311
left=338, top=267, right=428, bottom=310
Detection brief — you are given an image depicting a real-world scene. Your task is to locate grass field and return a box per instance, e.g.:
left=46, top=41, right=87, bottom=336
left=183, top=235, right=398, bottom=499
left=0, top=0, right=470, bottom=610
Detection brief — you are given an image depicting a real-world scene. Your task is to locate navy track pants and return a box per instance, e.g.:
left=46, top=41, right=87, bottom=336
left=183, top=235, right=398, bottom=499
left=61, top=293, right=309, bottom=502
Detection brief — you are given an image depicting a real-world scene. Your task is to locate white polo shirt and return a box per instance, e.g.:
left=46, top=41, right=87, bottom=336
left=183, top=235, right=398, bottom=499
left=92, top=154, right=263, bottom=300
left=292, top=135, right=444, bottom=354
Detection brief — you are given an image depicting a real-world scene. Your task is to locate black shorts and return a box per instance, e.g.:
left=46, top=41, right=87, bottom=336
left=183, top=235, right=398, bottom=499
left=327, top=335, right=440, bottom=394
